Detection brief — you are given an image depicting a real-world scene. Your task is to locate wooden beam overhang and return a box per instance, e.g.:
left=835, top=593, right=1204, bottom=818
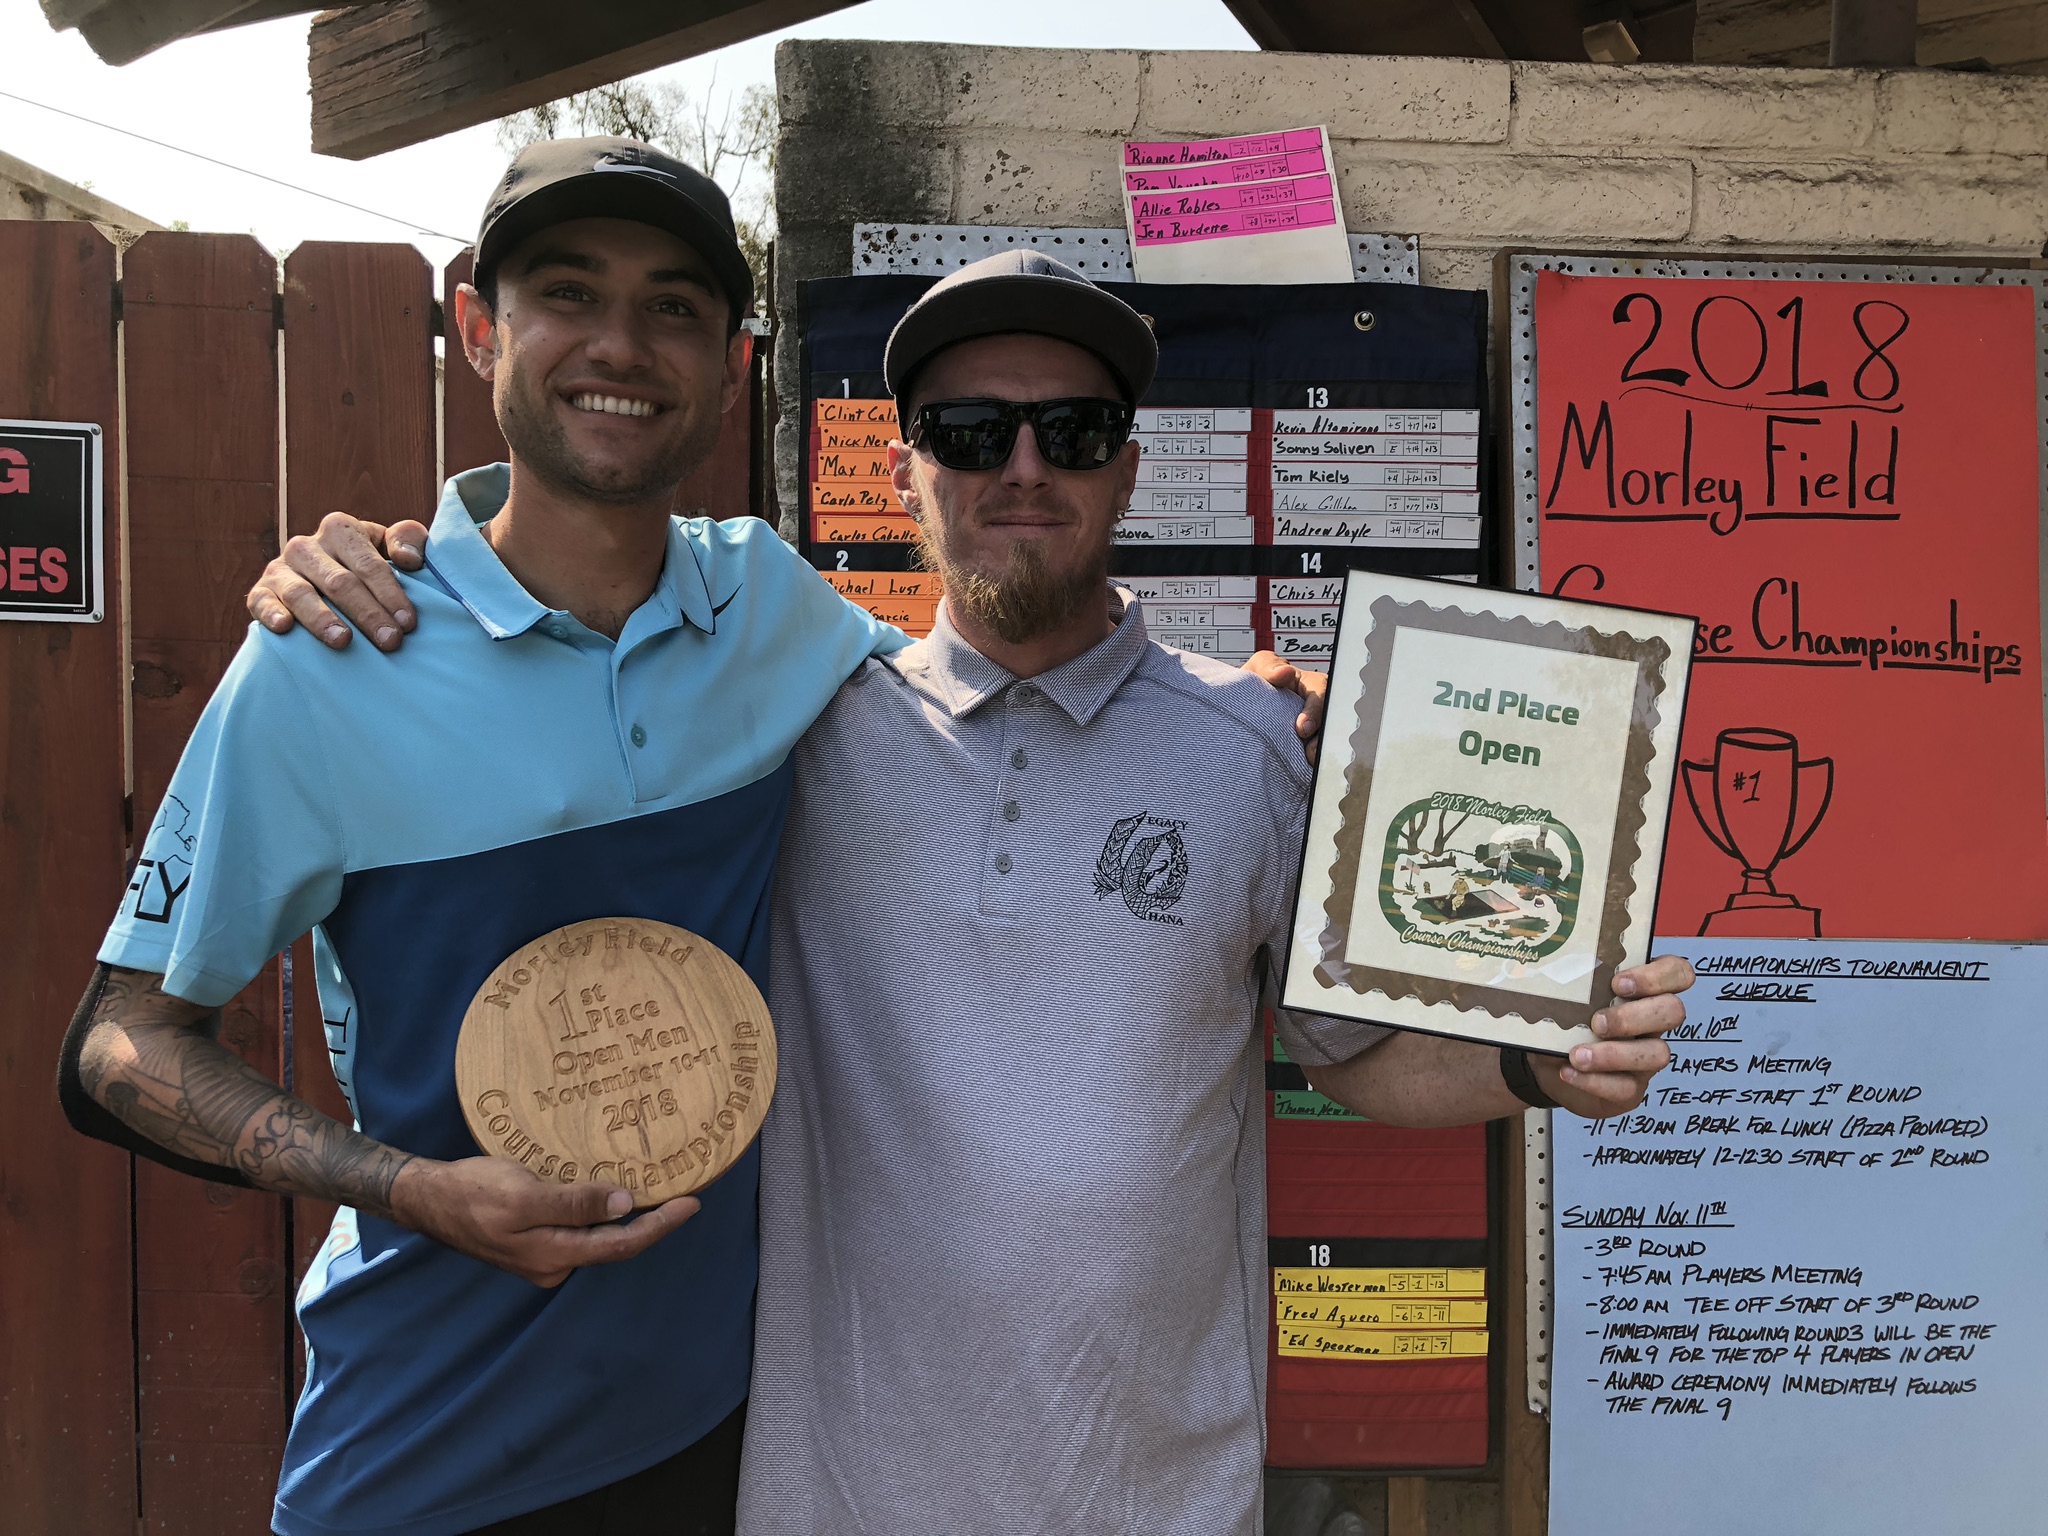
left=306, top=0, right=863, bottom=160
left=40, top=0, right=321, bottom=67
left=1219, top=0, right=1698, bottom=62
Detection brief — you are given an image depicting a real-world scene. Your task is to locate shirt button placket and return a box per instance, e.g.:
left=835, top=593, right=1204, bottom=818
left=982, top=682, right=1036, bottom=917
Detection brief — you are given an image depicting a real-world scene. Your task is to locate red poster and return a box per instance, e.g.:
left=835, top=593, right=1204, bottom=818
left=1533, top=269, right=2046, bottom=940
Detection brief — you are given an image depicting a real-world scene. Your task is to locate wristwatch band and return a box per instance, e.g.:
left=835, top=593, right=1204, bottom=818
left=1499, top=1045, right=1560, bottom=1110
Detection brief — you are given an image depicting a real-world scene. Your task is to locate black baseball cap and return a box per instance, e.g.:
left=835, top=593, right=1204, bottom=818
left=883, top=251, right=1158, bottom=407
left=473, top=136, right=753, bottom=320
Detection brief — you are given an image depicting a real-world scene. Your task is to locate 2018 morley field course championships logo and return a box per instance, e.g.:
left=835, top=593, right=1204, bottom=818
left=1377, top=793, right=1583, bottom=962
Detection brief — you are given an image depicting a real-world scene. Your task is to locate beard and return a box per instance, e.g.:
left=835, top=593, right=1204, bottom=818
left=917, top=513, right=1108, bottom=646
left=497, top=372, right=718, bottom=506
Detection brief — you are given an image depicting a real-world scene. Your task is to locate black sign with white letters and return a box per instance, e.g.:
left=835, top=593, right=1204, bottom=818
left=0, top=419, right=103, bottom=621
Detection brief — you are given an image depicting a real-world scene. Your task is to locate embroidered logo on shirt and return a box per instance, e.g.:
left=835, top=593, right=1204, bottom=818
left=1094, top=812, right=1189, bottom=925
left=126, top=795, right=196, bottom=924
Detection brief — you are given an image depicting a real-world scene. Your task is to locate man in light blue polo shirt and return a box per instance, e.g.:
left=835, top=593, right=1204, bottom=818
left=65, top=139, right=903, bottom=1535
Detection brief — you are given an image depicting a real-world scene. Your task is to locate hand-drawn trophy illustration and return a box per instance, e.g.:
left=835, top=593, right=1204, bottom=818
left=1683, top=727, right=1833, bottom=938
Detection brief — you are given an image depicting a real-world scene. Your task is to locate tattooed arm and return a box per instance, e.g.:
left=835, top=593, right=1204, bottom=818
left=79, top=966, right=413, bottom=1215
left=78, top=965, right=701, bottom=1284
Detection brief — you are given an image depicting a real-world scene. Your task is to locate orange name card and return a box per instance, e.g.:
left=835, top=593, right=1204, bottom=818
left=814, top=448, right=892, bottom=481
left=812, top=514, right=920, bottom=545
left=826, top=571, right=943, bottom=599
left=811, top=484, right=902, bottom=513
left=816, top=420, right=898, bottom=451
left=847, top=597, right=940, bottom=634
left=815, top=398, right=895, bottom=427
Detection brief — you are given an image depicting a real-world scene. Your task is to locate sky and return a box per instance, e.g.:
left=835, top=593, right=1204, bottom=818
left=0, top=1, right=1253, bottom=262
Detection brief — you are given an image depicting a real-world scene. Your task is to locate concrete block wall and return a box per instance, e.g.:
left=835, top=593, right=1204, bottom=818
left=772, top=40, right=2048, bottom=524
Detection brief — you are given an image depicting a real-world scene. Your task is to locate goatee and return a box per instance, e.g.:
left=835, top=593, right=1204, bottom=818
left=918, top=526, right=1105, bottom=645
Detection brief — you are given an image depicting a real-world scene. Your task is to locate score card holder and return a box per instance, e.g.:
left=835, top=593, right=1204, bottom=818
left=797, top=278, right=1493, bottom=641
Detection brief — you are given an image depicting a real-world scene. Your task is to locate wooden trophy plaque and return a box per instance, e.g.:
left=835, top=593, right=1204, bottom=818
left=454, top=918, right=777, bottom=1209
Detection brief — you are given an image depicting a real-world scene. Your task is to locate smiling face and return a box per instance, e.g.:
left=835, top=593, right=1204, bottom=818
left=457, top=216, right=748, bottom=508
left=890, top=333, right=1139, bottom=645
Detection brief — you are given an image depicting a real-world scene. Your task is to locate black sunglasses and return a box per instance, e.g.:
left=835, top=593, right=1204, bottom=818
left=908, top=397, right=1134, bottom=473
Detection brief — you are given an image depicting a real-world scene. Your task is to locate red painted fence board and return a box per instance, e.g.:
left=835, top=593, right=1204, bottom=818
left=123, top=230, right=295, bottom=1535
left=442, top=249, right=506, bottom=479
left=280, top=242, right=437, bottom=1288
left=0, top=220, right=137, bottom=1533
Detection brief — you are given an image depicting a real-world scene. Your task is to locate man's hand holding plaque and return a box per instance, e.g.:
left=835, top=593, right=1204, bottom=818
left=385, top=1156, right=699, bottom=1290
left=456, top=918, right=778, bottom=1210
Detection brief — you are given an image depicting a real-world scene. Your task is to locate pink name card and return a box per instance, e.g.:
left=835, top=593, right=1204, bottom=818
left=1130, top=173, right=1334, bottom=223
left=1123, top=149, right=1326, bottom=193
left=1131, top=199, right=1338, bottom=248
left=1123, top=128, right=1323, bottom=166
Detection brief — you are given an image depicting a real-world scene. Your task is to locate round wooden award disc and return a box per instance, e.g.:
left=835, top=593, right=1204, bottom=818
left=454, top=919, right=777, bottom=1209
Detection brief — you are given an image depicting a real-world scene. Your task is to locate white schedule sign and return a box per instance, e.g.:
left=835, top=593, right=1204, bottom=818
left=1550, top=940, right=2048, bottom=1536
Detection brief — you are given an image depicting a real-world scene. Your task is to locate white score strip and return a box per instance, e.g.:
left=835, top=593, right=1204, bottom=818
left=1133, top=431, right=1251, bottom=460
left=1121, top=576, right=1260, bottom=601
left=1271, top=434, right=1477, bottom=461
left=1270, top=408, right=1482, bottom=549
left=1136, top=460, right=1249, bottom=486
left=1113, top=517, right=1255, bottom=544
left=1128, top=487, right=1250, bottom=514
left=1270, top=514, right=1481, bottom=547
left=1271, top=490, right=1481, bottom=515
left=1122, top=576, right=1260, bottom=664
left=1271, top=409, right=1479, bottom=434
left=1125, top=411, right=1254, bottom=544
left=1273, top=462, right=1479, bottom=489
left=1135, top=407, right=1254, bottom=433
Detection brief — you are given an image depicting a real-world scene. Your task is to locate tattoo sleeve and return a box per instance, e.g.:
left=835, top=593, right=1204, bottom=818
left=79, top=967, right=416, bottom=1219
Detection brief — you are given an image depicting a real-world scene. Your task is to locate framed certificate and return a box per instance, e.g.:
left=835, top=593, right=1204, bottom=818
left=1282, top=571, right=1694, bottom=1054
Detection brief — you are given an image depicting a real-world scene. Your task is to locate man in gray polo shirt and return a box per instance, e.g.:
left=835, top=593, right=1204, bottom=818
left=248, top=253, right=1691, bottom=1534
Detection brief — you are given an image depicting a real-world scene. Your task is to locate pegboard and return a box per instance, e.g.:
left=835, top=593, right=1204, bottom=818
left=853, top=224, right=1418, bottom=284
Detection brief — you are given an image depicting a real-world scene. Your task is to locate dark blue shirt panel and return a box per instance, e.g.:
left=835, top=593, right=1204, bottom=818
left=277, top=761, right=791, bottom=1534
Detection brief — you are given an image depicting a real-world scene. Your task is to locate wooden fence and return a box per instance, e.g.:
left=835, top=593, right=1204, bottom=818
left=0, top=221, right=756, bottom=1534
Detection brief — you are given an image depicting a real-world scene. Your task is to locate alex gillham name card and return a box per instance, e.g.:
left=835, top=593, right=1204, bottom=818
left=1283, top=571, right=1695, bottom=1054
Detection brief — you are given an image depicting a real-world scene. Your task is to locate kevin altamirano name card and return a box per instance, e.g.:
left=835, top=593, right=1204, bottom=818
left=1283, top=571, right=1695, bottom=1054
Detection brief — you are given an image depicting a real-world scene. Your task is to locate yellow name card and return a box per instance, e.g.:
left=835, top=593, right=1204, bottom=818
left=1272, top=1267, right=1486, bottom=1297
left=1277, top=1327, right=1490, bottom=1360
left=1274, top=1295, right=1488, bottom=1329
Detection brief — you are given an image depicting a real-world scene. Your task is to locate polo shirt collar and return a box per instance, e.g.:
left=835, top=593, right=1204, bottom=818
left=421, top=464, right=720, bottom=642
left=908, top=584, right=1149, bottom=726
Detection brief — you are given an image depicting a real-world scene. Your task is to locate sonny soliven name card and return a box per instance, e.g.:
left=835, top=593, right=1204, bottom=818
left=1283, top=571, right=1695, bottom=1053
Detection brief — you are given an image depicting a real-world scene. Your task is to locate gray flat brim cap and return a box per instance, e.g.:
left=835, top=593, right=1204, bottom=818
left=883, top=251, right=1158, bottom=405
